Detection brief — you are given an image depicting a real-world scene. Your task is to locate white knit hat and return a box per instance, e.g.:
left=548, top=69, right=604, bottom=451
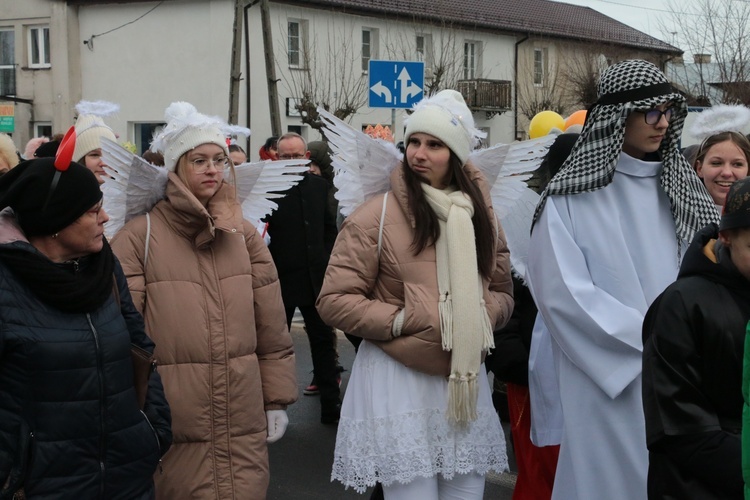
left=72, top=100, right=119, bottom=162
left=151, top=102, right=248, bottom=172
left=404, top=89, right=484, bottom=164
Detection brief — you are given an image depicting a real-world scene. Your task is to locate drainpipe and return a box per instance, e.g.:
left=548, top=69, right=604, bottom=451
left=514, top=34, right=529, bottom=141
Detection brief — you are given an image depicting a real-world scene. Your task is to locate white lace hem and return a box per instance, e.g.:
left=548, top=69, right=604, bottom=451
left=331, top=407, right=508, bottom=494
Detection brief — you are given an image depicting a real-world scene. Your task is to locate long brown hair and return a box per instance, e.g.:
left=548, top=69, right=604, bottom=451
left=403, top=153, right=495, bottom=279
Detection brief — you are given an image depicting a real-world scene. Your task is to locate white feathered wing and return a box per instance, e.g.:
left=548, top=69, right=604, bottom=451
left=470, top=135, right=556, bottom=280
left=101, top=138, right=310, bottom=238
left=227, top=160, right=309, bottom=222
left=100, top=137, right=168, bottom=238
left=317, top=107, right=402, bottom=217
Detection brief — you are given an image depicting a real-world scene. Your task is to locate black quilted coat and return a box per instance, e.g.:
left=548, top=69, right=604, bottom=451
left=0, top=230, right=171, bottom=499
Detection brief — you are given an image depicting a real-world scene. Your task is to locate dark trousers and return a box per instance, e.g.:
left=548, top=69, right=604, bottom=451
left=285, top=304, right=341, bottom=412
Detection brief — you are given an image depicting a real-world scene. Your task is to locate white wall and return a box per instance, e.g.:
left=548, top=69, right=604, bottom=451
left=76, top=0, right=516, bottom=157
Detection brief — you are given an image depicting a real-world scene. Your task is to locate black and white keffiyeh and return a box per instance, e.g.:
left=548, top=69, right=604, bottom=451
left=532, top=59, right=719, bottom=243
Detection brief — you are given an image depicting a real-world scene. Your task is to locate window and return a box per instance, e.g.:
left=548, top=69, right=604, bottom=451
left=361, top=28, right=378, bottom=73
left=463, top=41, right=480, bottom=80
left=28, top=25, right=50, bottom=68
left=135, top=122, right=165, bottom=155
left=288, top=20, right=307, bottom=68
left=416, top=34, right=433, bottom=75
left=0, top=29, right=14, bottom=95
left=34, top=122, right=52, bottom=138
left=534, top=48, right=546, bottom=86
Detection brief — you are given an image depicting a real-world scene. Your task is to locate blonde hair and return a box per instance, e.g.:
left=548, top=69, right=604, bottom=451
left=0, top=134, right=20, bottom=170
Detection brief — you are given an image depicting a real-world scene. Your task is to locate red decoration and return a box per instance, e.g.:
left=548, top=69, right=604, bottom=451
left=54, top=126, right=76, bottom=172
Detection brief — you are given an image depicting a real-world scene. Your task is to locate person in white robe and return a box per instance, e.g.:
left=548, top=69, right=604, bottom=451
left=526, top=59, right=719, bottom=500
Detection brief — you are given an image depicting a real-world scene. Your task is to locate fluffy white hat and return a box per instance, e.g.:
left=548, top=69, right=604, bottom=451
left=151, top=102, right=249, bottom=172
left=72, top=100, right=119, bottom=162
left=404, top=89, right=484, bottom=164
left=689, top=104, right=750, bottom=141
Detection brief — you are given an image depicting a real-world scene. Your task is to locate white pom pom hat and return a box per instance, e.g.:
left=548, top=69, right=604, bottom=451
left=72, top=100, right=119, bottom=162
left=403, top=89, right=484, bottom=164
left=151, top=102, right=250, bottom=172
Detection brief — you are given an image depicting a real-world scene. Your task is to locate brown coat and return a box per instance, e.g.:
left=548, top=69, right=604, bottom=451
left=317, top=163, right=514, bottom=376
left=111, top=174, right=297, bottom=500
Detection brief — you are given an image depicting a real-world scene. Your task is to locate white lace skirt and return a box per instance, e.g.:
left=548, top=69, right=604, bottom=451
left=332, top=341, right=508, bottom=493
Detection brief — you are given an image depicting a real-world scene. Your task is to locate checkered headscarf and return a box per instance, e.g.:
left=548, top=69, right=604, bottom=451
left=532, top=59, right=718, bottom=242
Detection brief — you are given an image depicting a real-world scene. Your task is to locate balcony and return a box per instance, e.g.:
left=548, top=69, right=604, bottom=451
left=0, top=65, right=15, bottom=97
left=457, top=79, right=512, bottom=118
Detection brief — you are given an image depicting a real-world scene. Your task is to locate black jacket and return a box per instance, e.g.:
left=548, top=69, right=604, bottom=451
left=0, top=242, right=171, bottom=499
left=643, top=223, right=750, bottom=499
left=487, top=276, right=537, bottom=386
left=265, top=173, right=338, bottom=307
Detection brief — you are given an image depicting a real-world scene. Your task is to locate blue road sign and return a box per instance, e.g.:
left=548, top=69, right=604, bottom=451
left=368, top=60, right=425, bottom=109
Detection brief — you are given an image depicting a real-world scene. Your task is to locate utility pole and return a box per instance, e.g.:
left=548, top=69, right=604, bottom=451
left=228, top=0, right=244, bottom=124
left=260, top=0, right=282, bottom=136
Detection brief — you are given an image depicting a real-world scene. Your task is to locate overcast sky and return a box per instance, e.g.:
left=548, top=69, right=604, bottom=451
left=550, top=0, right=689, bottom=47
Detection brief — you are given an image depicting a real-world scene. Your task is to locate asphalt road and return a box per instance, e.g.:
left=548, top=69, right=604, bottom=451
left=267, top=323, right=516, bottom=499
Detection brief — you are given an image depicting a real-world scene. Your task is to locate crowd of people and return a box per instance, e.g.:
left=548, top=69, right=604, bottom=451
left=1, top=58, right=749, bottom=500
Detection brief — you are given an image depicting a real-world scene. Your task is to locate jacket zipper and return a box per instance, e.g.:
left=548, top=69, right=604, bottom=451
left=140, top=410, right=163, bottom=474
left=86, top=313, right=107, bottom=499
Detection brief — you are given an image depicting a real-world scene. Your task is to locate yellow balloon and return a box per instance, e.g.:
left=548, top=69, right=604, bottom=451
left=529, top=111, right=565, bottom=139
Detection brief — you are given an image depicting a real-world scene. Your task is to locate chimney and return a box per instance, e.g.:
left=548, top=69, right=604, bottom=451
left=694, top=53, right=711, bottom=64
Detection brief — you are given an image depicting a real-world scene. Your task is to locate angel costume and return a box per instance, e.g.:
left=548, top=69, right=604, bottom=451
left=527, top=60, right=719, bottom=500
left=315, top=91, right=553, bottom=495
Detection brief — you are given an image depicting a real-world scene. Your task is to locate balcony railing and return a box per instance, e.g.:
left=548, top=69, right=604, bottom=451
left=457, top=79, right=512, bottom=117
left=0, top=66, right=16, bottom=97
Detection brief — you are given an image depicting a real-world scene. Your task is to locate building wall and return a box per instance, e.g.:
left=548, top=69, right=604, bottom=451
left=75, top=0, right=515, bottom=157
left=0, top=0, right=80, bottom=151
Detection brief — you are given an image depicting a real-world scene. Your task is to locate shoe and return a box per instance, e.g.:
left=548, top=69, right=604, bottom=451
left=321, top=402, right=341, bottom=425
left=303, top=378, right=320, bottom=396
left=304, top=375, right=342, bottom=396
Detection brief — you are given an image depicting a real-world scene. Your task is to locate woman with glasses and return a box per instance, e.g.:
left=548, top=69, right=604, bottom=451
left=0, top=154, right=171, bottom=499
left=110, top=102, right=298, bottom=499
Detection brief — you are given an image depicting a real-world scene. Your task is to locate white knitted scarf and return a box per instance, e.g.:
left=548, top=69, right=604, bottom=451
left=422, top=183, right=494, bottom=424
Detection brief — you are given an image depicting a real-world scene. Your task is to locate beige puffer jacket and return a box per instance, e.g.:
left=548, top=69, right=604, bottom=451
left=111, top=174, right=297, bottom=500
left=317, top=163, right=514, bottom=376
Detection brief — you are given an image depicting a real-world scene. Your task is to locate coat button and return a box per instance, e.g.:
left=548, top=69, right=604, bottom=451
left=231, top=228, right=237, bottom=232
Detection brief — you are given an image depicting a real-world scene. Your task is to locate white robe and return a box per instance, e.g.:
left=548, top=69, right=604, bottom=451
left=526, top=152, right=685, bottom=500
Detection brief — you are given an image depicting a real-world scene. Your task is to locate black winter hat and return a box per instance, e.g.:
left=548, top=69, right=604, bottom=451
left=33, top=140, right=60, bottom=158
left=0, top=157, right=102, bottom=236
left=720, top=177, right=750, bottom=232
left=308, top=141, right=333, bottom=181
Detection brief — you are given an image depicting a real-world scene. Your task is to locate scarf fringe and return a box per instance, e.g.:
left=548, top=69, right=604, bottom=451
left=440, top=292, right=453, bottom=350
left=447, top=372, right=479, bottom=425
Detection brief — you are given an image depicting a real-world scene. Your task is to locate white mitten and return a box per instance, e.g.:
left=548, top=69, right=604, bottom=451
left=265, top=410, right=289, bottom=443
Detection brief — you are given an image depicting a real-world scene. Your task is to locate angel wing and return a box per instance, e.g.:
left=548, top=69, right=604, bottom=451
left=317, top=107, right=402, bottom=217
left=100, top=137, right=168, bottom=239
left=228, top=160, right=309, bottom=222
left=470, top=134, right=556, bottom=280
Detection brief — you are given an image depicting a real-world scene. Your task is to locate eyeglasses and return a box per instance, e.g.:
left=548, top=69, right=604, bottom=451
left=189, top=156, right=229, bottom=174
left=278, top=153, right=307, bottom=160
left=636, top=108, right=673, bottom=125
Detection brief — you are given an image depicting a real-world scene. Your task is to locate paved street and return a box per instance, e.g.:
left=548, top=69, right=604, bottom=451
left=268, top=323, right=516, bottom=499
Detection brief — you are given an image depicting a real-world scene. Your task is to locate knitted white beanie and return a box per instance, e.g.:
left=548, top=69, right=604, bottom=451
left=404, top=90, right=483, bottom=164
left=151, top=102, right=240, bottom=172
left=72, top=100, right=119, bottom=162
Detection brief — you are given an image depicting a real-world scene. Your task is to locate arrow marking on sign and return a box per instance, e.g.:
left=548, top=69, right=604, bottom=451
left=370, top=81, right=392, bottom=102
left=398, top=68, right=422, bottom=103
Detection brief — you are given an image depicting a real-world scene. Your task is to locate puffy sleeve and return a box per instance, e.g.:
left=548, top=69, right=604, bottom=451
left=316, top=199, right=401, bottom=341
left=110, top=216, right=148, bottom=315
left=244, top=220, right=298, bottom=410
left=484, top=214, right=514, bottom=331
left=526, top=197, right=644, bottom=399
